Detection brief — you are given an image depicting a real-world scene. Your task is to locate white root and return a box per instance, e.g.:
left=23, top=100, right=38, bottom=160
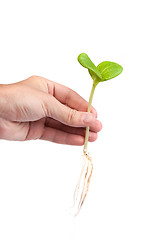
left=73, top=155, right=87, bottom=205
left=73, top=153, right=93, bottom=216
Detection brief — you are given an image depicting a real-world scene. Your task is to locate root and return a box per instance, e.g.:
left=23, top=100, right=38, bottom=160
left=73, top=153, right=93, bottom=216
left=73, top=155, right=87, bottom=205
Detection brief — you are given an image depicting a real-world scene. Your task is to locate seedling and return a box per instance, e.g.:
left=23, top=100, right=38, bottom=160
left=73, top=53, right=123, bottom=216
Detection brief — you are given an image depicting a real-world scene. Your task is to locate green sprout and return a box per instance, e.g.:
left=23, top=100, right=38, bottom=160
left=78, top=53, right=123, bottom=154
left=73, top=53, right=123, bottom=216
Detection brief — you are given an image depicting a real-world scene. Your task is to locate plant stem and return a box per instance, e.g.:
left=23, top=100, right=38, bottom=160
left=83, top=80, right=98, bottom=154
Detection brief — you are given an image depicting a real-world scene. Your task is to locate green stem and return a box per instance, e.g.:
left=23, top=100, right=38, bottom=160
left=83, top=80, right=98, bottom=154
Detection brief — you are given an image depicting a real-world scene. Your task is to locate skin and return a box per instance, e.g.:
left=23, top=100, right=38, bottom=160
left=0, top=75, right=102, bottom=145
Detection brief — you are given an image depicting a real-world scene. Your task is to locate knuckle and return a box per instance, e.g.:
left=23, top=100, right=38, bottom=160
left=26, top=75, right=44, bottom=85
left=27, top=75, right=40, bottom=80
left=64, top=88, right=72, bottom=106
left=67, top=108, right=77, bottom=125
left=41, top=96, right=51, bottom=117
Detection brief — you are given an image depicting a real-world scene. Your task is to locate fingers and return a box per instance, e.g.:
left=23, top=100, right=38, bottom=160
left=51, top=81, right=97, bottom=116
left=44, top=95, right=100, bottom=128
left=40, top=126, right=98, bottom=145
left=45, top=117, right=102, bottom=134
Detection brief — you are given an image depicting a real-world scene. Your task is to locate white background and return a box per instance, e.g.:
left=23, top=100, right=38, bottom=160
left=0, top=0, right=160, bottom=239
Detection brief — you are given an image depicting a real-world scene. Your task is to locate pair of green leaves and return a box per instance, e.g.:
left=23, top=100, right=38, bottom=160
left=78, top=53, right=123, bottom=85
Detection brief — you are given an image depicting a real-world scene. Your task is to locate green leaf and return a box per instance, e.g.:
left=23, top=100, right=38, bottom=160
left=78, top=53, right=102, bottom=80
left=97, top=61, right=123, bottom=81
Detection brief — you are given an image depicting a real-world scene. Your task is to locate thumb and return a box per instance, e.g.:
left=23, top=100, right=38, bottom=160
left=45, top=95, right=96, bottom=127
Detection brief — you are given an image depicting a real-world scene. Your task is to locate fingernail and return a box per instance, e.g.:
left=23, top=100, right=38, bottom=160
left=82, top=113, right=95, bottom=124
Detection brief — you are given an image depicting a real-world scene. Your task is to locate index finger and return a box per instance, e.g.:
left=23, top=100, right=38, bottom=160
left=51, top=81, right=97, bottom=116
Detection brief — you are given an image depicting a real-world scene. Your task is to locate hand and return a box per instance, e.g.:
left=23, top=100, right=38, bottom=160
left=0, top=76, right=102, bottom=145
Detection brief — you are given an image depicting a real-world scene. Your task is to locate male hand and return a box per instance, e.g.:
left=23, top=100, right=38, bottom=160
left=0, top=76, right=102, bottom=145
